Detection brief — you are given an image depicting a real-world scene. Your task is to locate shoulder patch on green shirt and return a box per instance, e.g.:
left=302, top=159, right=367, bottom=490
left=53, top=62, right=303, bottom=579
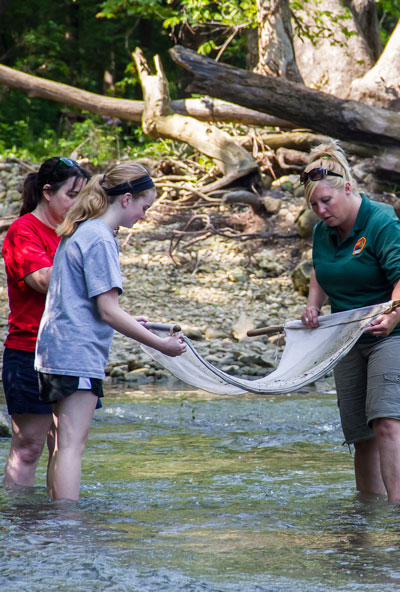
left=352, top=236, right=366, bottom=255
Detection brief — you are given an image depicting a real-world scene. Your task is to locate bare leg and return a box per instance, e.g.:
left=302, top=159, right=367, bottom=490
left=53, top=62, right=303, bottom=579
left=372, top=418, right=400, bottom=502
left=46, top=418, right=57, bottom=490
left=354, top=437, right=386, bottom=496
left=48, top=391, right=97, bottom=501
left=3, top=413, right=53, bottom=488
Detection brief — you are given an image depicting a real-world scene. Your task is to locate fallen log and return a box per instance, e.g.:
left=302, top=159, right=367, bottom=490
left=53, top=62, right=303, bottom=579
left=255, top=131, right=380, bottom=158
left=170, top=45, right=400, bottom=150
left=0, top=63, right=293, bottom=128
left=132, top=48, right=258, bottom=181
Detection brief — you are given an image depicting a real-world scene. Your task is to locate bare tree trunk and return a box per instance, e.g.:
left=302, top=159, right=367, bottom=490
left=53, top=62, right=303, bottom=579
left=350, top=19, right=400, bottom=110
left=292, top=0, right=374, bottom=98
left=245, top=27, right=259, bottom=71
left=0, top=63, right=293, bottom=128
left=350, top=0, right=382, bottom=61
left=255, top=0, right=303, bottom=83
left=132, top=48, right=258, bottom=185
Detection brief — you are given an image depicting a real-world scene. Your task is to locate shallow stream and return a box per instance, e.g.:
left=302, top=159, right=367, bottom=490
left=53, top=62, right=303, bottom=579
left=1, top=383, right=400, bottom=592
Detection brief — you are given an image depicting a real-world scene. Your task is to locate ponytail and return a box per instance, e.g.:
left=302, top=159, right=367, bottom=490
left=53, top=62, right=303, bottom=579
left=57, top=174, right=109, bottom=237
left=57, top=161, right=153, bottom=237
left=20, top=173, right=41, bottom=216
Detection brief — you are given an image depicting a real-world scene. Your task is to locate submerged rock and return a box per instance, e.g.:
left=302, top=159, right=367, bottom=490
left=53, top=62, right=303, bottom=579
left=0, top=411, right=11, bottom=437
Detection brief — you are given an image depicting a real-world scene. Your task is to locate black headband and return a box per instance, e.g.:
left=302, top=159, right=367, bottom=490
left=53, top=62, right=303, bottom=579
left=105, top=175, right=155, bottom=196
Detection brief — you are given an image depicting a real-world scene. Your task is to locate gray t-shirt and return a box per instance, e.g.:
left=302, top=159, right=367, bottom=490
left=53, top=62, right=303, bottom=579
left=35, top=218, right=123, bottom=378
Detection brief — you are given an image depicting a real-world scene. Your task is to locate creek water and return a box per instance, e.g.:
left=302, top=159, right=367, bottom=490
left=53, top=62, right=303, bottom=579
left=0, top=382, right=400, bottom=592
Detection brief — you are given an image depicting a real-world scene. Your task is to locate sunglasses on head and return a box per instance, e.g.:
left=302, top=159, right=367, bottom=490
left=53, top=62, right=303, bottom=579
left=300, top=167, right=343, bottom=184
left=47, top=157, right=79, bottom=183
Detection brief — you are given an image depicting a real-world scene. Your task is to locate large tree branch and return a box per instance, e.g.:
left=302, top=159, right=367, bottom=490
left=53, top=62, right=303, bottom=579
left=0, top=63, right=292, bottom=128
left=170, top=45, right=400, bottom=150
left=132, top=48, right=257, bottom=182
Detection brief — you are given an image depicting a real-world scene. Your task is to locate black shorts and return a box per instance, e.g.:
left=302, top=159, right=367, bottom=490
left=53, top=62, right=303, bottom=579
left=38, top=372, right=104, bottom=404
left=2, top=348, right=52, bottom=415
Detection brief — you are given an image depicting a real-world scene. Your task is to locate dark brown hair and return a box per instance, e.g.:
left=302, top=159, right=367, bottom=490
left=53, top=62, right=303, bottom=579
left=20, top=157, right=90, bottom=216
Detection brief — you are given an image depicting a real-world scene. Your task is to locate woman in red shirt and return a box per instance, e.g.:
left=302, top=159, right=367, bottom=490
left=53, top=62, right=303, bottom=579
left=2, top=157, right=90, bottom=488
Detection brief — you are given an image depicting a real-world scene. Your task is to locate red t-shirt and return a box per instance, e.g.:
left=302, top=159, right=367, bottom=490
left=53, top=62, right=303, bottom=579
left=2, top=213, right=60, bottom=352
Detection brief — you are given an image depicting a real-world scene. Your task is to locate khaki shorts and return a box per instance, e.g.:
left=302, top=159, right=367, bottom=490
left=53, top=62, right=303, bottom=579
left=333, top=335, right=400, bottom=445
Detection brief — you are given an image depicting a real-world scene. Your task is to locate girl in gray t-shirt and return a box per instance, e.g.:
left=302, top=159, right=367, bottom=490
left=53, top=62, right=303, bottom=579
left=35, top=161, right=187, bottom=504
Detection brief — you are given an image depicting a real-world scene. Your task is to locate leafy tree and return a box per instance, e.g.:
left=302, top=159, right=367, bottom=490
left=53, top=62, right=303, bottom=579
left=376, top=0, right=400, bottom=43
left=0, top=0, right=178, bottom=160
left=0, top=0, right=398, bottom=160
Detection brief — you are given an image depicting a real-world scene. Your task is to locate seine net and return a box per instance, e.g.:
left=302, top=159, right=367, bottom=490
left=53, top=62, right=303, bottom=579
left=143, top=301, right=395, bottom=395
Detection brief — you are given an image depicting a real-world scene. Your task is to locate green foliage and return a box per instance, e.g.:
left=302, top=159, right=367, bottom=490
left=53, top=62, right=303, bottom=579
left=0, top=0, right=179, bottom=161
left=97, top=0, right=172, bottom=20
left=162, top=0, right=257, bottom=60
left=0, top=0, right=399, bottom=163
left=376, top=0, right=400, bottom=44
left=0, top=91, right=60, bottom=160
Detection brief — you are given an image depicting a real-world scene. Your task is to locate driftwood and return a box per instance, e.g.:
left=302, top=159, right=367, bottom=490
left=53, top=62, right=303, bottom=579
left=0, top=215, right=16, bottom=232
left=170, top=45, right=400, bottom=182
left=132, top=47, right=258, bottom=186
left=170, top=45, right=400, bottom=150
left=223, top=190, right=266, bottom=215
left=0, top=63, right=293, bottom=128
left=254, top=131, right=379, bottom=158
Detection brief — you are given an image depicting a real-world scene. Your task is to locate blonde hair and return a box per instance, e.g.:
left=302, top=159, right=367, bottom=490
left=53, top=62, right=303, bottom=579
left=304, top=140, right=357, bottom=204
left=58, top=161, right=152, bottom=237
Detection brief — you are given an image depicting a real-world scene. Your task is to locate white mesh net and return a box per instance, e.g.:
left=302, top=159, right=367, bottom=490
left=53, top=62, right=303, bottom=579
left=142, top=301, right=395, bottom=395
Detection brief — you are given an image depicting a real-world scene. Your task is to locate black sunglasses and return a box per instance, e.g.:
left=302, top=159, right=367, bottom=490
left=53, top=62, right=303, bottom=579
left=47, top=157, right=79, bottom=183
left=300, top=167, right=343, bottom=184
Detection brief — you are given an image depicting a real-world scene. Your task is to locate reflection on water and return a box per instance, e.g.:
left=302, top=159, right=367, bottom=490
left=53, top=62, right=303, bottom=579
left=1, top=383, right=400, bottom=591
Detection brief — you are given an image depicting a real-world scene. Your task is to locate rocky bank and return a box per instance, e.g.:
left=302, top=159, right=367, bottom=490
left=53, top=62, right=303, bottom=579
left=1, top=157, right=396, bottom=394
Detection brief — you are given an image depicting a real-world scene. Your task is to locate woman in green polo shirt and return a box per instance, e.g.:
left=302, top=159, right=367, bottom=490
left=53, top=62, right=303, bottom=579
left=300, top=140, right=400, bottom=503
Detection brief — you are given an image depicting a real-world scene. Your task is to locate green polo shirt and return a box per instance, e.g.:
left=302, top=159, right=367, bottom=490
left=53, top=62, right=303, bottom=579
left=313, top=193, right=400, bottom=341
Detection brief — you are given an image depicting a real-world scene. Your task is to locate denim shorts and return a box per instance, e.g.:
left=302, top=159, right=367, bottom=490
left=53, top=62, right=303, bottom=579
left=2, top=347, right=52, bottom=415
left=333, top=335, right=400, bottom=444
left=38, top=372, right=103, bottom=404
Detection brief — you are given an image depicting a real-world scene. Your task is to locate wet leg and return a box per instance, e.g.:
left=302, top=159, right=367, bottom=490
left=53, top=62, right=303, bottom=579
left=353, top=437, right=386, bottom=496
left=372, top=418, right=400, bottom=502
left=48, top=391, right=97, bottom=501
left=4, top=413, right=53, bottom=487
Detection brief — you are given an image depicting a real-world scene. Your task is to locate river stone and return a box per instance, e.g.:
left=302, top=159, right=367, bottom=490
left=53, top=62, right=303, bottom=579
left=227, top=268, right=248, bottom=282
left=109, top=366, right=127, bottom=378
left=260, top=195, right=282, bottom=215
left=296, top=209, right=319, bottom=238
left=253, top=251, right=285, bottom=276
left=180, top=324, right=204, bottom=340
left=291, top=258, right=313, bottom=296
left=127, top=357, right=148, bottom=371
left=204, top=327, right=230, bottom=340
left=6, top=190, right=20, bottom=202
left=125, top=368, right=153, bottom=384
left=269, top=334, right=285, bottom=346
left=293, top=184, right=305, bottom=197
left=221, top=364, right=240, bottom=374
left=0, top=411, right=11, bottom=437
left=260, top=355, right=276, bottom=368
left=231, top=312, right=254, bottom=341
left=237, top=352, right=264, bottom=366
